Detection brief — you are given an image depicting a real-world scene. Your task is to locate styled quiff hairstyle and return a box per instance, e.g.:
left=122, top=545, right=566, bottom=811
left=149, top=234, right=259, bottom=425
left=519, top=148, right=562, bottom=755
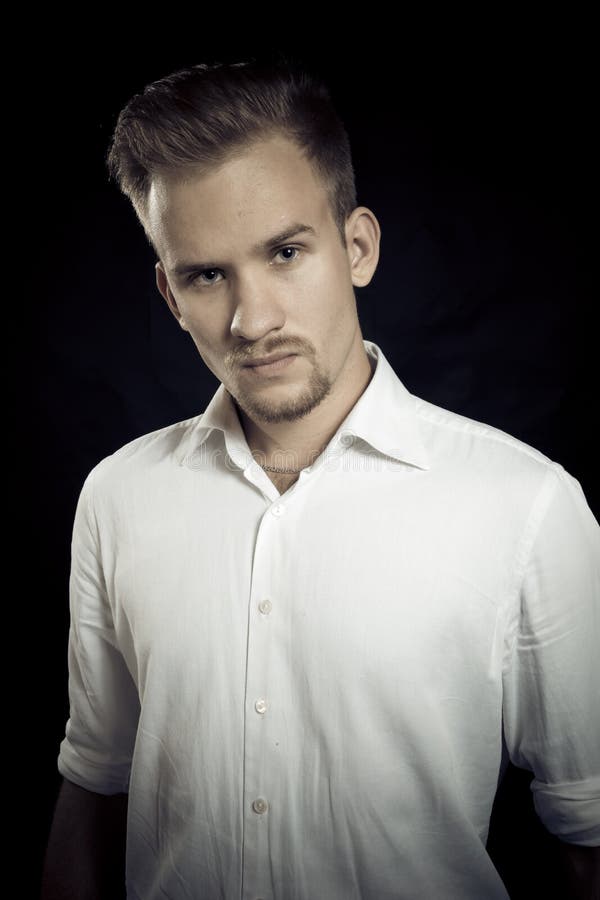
left=105, top=54, right=358, bottom=254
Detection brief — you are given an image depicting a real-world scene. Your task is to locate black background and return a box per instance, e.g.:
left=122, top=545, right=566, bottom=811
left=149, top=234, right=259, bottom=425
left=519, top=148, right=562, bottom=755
left=29, top=26, right=595, bottom=900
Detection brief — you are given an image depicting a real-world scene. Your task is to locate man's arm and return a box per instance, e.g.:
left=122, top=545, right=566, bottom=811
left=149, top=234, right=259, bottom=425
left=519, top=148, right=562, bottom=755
left=41, top=777, right=128, bottom=900
left=556, top=840, right=600, bottom=900
left=502, top=464, right=600, bottom=895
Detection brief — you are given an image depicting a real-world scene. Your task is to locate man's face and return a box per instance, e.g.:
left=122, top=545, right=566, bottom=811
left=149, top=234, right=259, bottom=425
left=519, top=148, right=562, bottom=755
left=151, top=134, right=375, bottom=425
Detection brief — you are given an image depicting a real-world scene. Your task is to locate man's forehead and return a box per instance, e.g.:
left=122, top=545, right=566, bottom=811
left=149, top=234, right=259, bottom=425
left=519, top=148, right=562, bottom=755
left=148, top=169, right=332, bottom=271
left=148, top=135, right=327, bottom=215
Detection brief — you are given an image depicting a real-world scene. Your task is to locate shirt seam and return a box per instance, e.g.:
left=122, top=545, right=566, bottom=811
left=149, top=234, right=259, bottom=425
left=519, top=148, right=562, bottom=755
left=414, top=400, right=557, bottom=469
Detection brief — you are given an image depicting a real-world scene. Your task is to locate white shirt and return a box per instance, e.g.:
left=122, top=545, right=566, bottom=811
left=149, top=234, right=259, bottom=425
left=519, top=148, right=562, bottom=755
left=57, top=338, right=600, bottom=900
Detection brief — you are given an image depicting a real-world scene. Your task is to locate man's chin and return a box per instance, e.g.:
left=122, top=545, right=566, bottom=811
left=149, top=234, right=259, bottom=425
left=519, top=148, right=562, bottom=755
left=234, top=382, right=332, bottom=425
left=240, top=399, right=319, bottom=425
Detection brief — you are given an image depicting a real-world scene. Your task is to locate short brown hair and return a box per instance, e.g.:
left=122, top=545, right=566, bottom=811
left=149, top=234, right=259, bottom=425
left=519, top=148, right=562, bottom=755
left=105, top=53, right=358, bottom=254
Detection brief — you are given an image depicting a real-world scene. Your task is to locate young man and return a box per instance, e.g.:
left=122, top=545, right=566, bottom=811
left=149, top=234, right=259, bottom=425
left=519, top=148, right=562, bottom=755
left=42, top=57, right=599, bottom=899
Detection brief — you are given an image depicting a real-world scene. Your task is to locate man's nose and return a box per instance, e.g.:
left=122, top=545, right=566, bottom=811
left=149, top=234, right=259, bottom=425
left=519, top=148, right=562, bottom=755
left=230, top=271, right=286, bottom=341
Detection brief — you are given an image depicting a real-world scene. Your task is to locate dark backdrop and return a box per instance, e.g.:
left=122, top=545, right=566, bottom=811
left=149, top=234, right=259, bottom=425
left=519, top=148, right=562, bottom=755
left=30, top=36, right=595, bottom=900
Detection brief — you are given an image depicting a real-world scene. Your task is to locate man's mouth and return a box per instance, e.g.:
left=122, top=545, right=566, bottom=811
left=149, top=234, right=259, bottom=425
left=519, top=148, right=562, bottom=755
left=241, top=353, right=298, bottom=375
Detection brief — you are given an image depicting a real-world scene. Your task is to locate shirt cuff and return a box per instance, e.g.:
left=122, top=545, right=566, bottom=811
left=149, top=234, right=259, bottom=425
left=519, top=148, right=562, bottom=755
left=531, top=776, right=600, bottom=846
left=57, top=736, right=131, bottom=795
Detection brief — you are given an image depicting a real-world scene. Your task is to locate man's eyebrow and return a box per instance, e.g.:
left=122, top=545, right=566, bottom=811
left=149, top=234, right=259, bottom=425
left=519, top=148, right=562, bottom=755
left=170, top=223, right=318, bottom=278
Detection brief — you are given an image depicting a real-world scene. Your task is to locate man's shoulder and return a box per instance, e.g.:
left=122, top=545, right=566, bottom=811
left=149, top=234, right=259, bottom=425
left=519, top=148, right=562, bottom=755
left=83, top=412, right=205, bottom=491
left=413, top=394, right=562, bottom=481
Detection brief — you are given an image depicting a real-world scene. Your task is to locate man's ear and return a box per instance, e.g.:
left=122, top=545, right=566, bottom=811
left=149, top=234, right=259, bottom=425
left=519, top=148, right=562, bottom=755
left=344, top=206, right=381, bottom=288
left=155, top=261, right=189, bottom=331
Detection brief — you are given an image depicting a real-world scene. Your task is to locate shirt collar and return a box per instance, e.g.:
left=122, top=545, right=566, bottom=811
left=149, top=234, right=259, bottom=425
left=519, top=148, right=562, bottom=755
left=178, top=339, right=430, bottom=471
left=338, top=340, right=430, bottom=469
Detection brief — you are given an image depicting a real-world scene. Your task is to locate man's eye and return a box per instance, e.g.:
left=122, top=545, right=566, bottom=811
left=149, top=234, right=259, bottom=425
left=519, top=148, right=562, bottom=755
left=275, top=246, right=301, bottom=262
left=189, top=247, right=300, bottom=287
left=191, top=269, right=223, bottom=287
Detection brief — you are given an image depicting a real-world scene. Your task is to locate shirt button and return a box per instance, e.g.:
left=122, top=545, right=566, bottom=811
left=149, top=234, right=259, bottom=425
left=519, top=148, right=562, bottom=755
left=258, top=599, right=272, bottom=615
left=254, top=698, right=267, bottom=714
left=252, top=797, right=268, bottom=814
left=271, top=503, right=285, bottom=516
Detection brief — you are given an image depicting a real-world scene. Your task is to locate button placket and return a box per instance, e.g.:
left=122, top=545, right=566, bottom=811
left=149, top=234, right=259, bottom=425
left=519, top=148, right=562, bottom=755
left=242, top=506, right=288, bottom=899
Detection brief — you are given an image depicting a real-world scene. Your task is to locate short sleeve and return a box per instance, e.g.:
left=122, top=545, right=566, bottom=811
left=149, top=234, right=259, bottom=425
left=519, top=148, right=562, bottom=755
left=502, top=463, right=600, bottom=846
left=57, top=467, right=140, bottom=795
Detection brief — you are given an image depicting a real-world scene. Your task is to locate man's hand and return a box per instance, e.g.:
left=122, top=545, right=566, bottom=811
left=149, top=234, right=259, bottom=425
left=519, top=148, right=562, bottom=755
left=41, top=777, right=128, bottom=900
left=557, top=840, right=599, bottom=900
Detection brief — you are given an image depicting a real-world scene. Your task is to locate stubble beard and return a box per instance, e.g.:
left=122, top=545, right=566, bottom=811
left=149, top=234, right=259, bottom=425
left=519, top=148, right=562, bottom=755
left=232, top=360, right=333, bottom=424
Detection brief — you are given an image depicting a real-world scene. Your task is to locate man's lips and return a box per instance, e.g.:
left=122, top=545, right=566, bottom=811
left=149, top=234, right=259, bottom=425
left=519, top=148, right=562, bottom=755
left=242, top=352, right=298, bottom=368
left=239, top=352, right=299, bottom=376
